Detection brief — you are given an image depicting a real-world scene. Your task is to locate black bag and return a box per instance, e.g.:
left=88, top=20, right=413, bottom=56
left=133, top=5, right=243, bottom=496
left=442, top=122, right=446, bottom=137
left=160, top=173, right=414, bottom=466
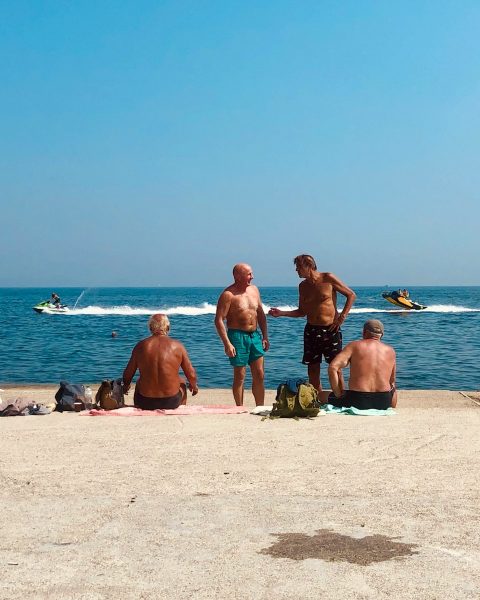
left=55, top=381, right=86, bottom=412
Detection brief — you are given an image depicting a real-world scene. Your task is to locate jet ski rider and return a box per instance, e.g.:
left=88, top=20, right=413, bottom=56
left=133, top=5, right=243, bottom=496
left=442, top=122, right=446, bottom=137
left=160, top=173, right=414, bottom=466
left=51, top=292, right=61, bottom=307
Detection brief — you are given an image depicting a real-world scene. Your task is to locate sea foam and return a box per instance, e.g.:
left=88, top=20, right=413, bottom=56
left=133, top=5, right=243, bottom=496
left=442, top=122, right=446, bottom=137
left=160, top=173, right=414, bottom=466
left=63, top=302, right=480, bottom=316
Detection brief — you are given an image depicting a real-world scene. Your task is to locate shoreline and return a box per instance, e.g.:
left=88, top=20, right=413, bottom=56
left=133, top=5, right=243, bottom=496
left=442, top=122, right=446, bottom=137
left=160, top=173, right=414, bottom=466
left=1, top=383, right=478, bottom=392
left=1, top=386, right=479, bottom=409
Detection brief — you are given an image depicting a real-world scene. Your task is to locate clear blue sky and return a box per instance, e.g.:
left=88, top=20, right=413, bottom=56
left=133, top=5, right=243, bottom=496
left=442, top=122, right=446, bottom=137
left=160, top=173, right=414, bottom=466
left=1, top=1, right=479, bottom=286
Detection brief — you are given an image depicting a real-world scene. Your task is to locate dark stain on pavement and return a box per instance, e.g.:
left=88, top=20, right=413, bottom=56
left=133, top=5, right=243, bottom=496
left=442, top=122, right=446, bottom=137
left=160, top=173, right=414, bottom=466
left=260, top=529, right=418, bottom=565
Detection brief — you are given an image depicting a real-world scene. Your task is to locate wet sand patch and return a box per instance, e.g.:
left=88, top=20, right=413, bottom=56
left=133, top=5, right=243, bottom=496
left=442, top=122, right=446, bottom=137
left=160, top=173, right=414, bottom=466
left=261, top=529, right=418, bottom=565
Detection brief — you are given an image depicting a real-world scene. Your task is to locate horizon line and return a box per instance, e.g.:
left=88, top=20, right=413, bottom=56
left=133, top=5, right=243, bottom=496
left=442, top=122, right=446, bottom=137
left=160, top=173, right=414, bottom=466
left=1, top=285, right=479, bottom=289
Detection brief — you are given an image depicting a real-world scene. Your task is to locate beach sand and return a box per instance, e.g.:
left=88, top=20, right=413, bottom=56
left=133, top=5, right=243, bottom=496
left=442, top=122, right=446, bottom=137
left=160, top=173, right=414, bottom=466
left=0, top=387, right=479, bottom=599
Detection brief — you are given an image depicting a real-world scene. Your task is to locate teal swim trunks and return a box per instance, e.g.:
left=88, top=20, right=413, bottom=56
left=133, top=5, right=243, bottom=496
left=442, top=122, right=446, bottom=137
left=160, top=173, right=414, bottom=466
left=227, top=329, right=265, bottom=367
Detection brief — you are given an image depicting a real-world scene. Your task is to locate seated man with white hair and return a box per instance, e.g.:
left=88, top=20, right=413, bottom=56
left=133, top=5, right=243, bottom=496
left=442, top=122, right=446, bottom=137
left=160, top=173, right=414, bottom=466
left=327, top=319, right=397, bottom=410
left=123, top=314, right=198, bottom=410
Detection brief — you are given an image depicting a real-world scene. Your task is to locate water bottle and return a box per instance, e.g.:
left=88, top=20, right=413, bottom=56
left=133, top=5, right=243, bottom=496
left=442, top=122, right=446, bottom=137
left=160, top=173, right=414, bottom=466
left=84, top=386, right=94, bottom=410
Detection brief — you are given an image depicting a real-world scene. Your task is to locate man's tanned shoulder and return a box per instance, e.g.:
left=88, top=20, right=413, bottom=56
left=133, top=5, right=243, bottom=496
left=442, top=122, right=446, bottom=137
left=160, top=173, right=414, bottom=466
left=222, top=285, right=238, bottom=299
left=132, top=339, right=146, bottom=353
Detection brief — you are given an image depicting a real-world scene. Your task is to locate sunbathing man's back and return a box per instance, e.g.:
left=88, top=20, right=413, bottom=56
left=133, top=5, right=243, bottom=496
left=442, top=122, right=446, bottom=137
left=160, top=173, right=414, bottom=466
left=348, top=339, right=395, bottom=392
left=134, top=336, right=185, bottom=397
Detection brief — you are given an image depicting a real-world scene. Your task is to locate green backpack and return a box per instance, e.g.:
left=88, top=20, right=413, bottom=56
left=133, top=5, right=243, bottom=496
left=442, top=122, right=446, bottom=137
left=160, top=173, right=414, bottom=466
left=270, top=382, right=320, bottom=418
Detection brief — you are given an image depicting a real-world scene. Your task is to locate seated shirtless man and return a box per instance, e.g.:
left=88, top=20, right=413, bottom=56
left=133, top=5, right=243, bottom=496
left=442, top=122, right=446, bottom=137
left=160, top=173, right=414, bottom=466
left=123, top=314, right=198, bottom=410
left=327, top=319, right=397, bottom=410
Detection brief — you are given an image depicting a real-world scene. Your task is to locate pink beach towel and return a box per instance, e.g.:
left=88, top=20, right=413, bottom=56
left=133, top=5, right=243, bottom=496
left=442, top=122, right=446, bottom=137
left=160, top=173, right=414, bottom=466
left=82, top=405, right=249, bottom=417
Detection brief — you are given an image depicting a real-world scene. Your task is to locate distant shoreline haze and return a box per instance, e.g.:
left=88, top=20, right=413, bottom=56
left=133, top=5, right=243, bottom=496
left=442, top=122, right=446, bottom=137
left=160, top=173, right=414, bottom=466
left=2, top=285, right=479, bottom=290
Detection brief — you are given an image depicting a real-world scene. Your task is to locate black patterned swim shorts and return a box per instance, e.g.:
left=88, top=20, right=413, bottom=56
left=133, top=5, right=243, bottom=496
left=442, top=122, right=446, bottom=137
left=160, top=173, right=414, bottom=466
left=302, top=323, right=342, bottom=365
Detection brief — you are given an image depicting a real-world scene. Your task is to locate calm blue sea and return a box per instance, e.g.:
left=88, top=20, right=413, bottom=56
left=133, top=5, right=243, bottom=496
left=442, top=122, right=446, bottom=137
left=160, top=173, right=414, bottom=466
left=0, top=287, right=479, bottom=390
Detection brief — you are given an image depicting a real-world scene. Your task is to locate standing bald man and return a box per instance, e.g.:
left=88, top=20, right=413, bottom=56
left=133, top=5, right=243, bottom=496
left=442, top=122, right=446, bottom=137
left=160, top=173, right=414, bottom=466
left=215, top=264, right=269, bottom=406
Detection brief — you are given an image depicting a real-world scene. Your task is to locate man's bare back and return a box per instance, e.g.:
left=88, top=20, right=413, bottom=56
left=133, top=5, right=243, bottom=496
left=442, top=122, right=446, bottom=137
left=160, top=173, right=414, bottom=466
left=328, top=319, right=397, bottom=409
left=126, top=336, right=190, bottom=397
left=123, top=314, right=198, bottom=400
left=341, top=339, right=396, bottom=392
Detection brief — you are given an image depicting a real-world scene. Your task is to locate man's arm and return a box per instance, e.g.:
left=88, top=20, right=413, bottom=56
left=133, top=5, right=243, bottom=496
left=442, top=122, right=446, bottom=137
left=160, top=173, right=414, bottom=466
left=269, top=307, right=305, bottom=318
left=327, top=273, right=356, bottom=331
left=214, top=291, right=236, bottom=357
left=181, top=346, right=199, bottom=395
left=256, top=289, right=270, bottom=351
left=390, top=351, right=397, bottom=408
left=328, top=345, right=353, bottom=398
left=390, top=355, right=396, bottom=387
left=122, top=347, right=138, bottom=394
left=269, top=284, right=306, bottom=318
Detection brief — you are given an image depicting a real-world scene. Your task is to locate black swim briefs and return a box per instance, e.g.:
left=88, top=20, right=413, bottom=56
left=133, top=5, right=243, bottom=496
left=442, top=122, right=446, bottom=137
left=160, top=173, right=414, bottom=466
left=302, top=323, right=342, bottom=365
left=134, top=389, right=183, bottom=410
left=328, top=389, right=393, bottom=410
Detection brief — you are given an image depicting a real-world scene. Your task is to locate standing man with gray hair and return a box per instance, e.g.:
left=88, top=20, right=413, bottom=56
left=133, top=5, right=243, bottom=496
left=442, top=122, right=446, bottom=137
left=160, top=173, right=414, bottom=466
left=215, top=263, right=269, bottom=406
left=123, top=313, right=198, bottom=410
left=269, top=254, right=356, bottom=391
left=327, top=319, right=397, bottom=410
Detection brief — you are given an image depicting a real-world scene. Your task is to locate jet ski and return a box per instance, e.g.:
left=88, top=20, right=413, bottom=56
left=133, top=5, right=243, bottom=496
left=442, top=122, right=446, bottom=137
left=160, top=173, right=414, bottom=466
left=382, top=291, right=427, bottom=311
left=33, top=301, right=69, bottom=314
